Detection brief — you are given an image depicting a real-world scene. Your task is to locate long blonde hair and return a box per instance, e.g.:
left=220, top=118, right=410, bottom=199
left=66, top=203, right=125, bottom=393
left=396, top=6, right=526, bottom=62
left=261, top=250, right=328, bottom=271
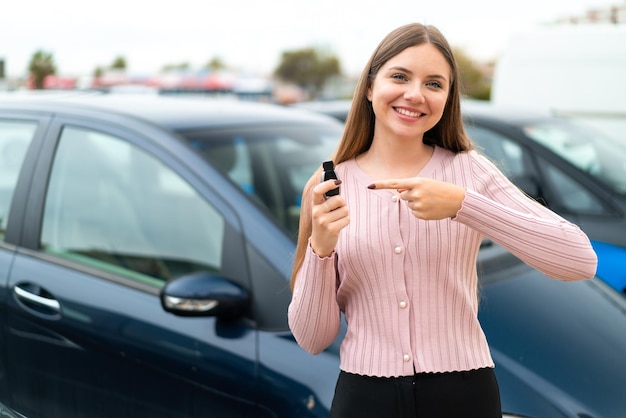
left=290, top=23, right=473, bottom=290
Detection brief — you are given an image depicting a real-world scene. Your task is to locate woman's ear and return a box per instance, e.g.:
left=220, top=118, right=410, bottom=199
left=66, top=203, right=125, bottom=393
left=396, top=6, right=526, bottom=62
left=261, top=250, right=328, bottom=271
left=366, top=80, right=373, bottom=101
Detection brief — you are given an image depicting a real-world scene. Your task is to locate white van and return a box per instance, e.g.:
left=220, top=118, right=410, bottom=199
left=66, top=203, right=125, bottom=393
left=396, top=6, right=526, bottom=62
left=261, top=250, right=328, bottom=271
left=490, top=24, right=626, bottom=140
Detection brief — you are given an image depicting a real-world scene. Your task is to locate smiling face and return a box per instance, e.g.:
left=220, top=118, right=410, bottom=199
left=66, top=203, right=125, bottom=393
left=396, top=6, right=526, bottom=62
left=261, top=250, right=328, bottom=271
left=367, top=43, right=451, bottom=142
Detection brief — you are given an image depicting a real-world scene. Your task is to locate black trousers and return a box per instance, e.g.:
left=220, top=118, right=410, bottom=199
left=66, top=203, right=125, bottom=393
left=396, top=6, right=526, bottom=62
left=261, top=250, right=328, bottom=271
left=329, top=368, right=502, bottom=418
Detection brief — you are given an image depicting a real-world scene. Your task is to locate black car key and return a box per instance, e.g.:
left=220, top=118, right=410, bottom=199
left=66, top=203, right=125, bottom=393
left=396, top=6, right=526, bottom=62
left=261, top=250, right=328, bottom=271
left=322, top=160, right=340, bottom=198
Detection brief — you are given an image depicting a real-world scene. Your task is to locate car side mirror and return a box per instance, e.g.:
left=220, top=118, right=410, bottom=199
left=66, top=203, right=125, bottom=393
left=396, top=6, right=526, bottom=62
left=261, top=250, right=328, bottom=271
left=160, top=271, right=249, bottom=318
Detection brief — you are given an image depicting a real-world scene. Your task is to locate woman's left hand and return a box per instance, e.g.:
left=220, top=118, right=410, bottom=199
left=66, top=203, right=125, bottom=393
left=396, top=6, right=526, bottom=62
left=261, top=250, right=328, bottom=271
left=369, top=178, right=466, bottom=220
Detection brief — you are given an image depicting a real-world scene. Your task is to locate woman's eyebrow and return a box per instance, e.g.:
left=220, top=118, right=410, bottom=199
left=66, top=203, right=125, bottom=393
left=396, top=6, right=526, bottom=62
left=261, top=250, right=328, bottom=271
left=386, top=66, right=448, bottom=82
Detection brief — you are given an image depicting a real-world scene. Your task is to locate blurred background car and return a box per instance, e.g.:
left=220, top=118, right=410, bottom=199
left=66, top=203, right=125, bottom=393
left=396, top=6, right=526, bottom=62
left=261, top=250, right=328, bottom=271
left=463, top=100, right=626, bottom=295
left=1, top=94, right=626, bottom=417
left=294, top=99, right=626, bottom=296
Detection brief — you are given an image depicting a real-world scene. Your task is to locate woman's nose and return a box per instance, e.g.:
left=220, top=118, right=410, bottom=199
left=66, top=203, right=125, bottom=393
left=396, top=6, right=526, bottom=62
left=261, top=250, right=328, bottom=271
left=404, top=83, right=425, bottom=103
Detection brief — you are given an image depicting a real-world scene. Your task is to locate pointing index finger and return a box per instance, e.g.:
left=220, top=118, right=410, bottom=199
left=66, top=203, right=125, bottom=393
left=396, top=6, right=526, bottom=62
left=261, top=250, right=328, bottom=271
left=367, top=179, right=411, bottom=191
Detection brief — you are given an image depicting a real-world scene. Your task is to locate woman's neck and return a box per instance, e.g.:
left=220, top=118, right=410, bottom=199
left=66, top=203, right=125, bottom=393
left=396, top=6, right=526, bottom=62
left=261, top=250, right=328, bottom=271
left=356, top=137, right=434, bottom=180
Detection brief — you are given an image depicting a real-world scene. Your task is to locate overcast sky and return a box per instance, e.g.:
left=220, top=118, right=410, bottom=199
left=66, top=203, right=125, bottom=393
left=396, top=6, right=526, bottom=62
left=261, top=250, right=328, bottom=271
left=1, top=0, right=619, bottom=78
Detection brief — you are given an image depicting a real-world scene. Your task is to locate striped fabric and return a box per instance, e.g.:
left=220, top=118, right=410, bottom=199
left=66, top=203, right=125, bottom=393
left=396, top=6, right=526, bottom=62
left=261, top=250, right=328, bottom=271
left=288, top=146, right=597, bottom=377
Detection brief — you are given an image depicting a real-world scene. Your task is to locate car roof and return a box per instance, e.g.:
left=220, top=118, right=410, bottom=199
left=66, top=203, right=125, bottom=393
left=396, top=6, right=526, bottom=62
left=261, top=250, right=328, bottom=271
left=0, top=92, right=343, bottom=131
left=461, top=99, right=555, bottom=125
left=290, top=99, right=353, bottom=121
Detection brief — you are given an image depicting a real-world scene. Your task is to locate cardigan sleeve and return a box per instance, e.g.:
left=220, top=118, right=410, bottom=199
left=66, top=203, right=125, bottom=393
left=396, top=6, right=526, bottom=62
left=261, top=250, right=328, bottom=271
left=288, top=242, right=342, bottom=355
left=453, top=151, right=598, bottom=281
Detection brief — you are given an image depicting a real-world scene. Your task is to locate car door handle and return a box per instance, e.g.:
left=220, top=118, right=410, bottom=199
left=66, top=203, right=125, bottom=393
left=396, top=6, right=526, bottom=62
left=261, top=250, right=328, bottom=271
left=14, top=284, right=61, bottom=313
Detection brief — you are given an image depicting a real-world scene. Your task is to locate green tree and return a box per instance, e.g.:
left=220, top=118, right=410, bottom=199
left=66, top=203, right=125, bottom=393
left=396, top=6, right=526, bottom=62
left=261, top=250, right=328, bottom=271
left=454, top=48, right=492, bottom=100
left=205, top=57, right=226, bottom=71
left=93, top=66, right=104, bottom=78
left=274, top=48, right=341, bottom=98
left=161, top=62, right=190, bottom=72
left=28, top=50, right=56, bottom=89
left=111, top=56, right=127, bottom=70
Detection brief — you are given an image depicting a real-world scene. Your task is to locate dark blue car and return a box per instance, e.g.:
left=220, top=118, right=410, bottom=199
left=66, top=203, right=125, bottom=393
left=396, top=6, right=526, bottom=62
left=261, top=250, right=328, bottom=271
left=1, top=94, right=626, bottom=417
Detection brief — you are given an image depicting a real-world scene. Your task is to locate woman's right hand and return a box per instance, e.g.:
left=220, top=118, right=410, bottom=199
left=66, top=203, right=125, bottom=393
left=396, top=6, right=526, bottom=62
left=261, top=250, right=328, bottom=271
left=310, top=179, right=350, bottom=257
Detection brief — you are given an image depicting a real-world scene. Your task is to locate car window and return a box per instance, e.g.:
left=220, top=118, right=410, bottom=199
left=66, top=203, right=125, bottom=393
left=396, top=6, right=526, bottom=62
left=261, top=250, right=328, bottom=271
left=523, top=122, right=598, bottom=172
left=523, top=119, right=626, bottom=195
left=40, top=125, right=225, bottom=288
left=568, top=114, right=626, bottom=146
left=465, top=125, right=525, bottom=178
left=180, top=124, right=340, bottom=238
left=537, top=155, right=608, bottom=215
left=0, top=119, right=37, bottom=241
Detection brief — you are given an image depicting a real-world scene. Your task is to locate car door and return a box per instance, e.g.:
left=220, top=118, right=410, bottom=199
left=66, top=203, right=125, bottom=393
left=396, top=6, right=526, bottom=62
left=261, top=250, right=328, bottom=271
left=0, top=112, right=50, bottom=410
left=4, top=113, right=263, bottom=418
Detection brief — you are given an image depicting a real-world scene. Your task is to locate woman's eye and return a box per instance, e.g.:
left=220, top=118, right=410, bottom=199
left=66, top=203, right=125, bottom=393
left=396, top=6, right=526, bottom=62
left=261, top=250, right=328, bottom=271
left=391, top=74, right=408, bottom=81
left=427, top=81, right=443, bottom=89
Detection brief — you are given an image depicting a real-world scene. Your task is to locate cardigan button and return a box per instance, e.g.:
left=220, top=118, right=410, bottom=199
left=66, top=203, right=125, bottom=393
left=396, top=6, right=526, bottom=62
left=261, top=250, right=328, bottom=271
left=399, top=300, right=407, bottom=309
left=394, top=246, right=402, bottom=254
left=403, top=354, right=411, bottom=362
left=391, top=195, right=399, bottom=202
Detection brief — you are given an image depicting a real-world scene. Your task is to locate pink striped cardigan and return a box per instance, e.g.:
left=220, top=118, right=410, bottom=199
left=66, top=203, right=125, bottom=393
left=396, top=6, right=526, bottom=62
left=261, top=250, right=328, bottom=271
left=288, top=146, right=597, bottom=377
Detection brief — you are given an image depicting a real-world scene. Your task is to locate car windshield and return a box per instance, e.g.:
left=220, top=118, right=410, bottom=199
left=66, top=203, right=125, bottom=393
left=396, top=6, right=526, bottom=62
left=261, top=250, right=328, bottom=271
left=522, top=118, right=626, bottom=195
left=177, top=123, right=341, bottom=239
left=563, top=113, right=626, bottom=147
